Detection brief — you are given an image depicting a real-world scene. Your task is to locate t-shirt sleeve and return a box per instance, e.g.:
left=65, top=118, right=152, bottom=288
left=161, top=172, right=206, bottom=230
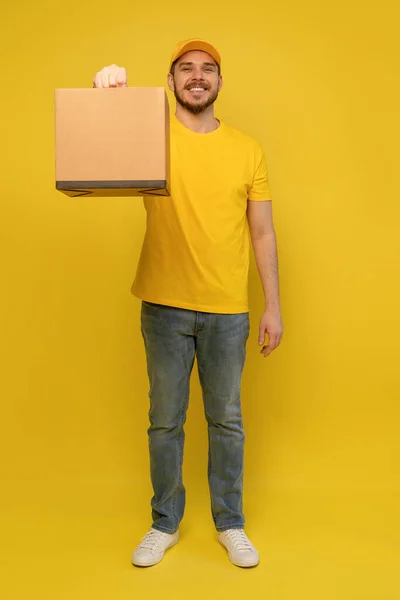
left=248, top=142, right=272, bottom=201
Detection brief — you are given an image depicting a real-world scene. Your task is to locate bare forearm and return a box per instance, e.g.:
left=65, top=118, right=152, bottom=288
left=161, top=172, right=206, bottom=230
left=251, top=232, right=281, bottom=311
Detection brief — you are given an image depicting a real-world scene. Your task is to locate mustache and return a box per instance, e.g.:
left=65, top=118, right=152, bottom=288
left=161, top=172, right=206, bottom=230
left=185, top=81, right=210, bottom=90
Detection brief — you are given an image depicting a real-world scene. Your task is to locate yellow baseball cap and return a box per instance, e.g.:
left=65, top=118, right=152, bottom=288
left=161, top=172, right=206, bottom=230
left=169, top=38, right=221, bottom=73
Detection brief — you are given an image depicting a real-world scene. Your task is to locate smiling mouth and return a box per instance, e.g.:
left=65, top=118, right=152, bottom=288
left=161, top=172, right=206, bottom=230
left=187, top=87, right=208, bottom=94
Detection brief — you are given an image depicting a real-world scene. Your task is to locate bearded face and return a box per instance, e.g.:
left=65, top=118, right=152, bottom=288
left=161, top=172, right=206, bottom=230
left=169, top=51, right=222, bottom=115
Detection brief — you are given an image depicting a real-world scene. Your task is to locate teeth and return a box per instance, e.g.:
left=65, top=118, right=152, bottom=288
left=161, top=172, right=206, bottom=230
left=189, top=88, right=206, bottom=92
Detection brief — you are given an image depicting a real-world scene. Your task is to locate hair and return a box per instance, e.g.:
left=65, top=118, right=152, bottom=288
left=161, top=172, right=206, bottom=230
left=170, top=58, right=221, bottom=77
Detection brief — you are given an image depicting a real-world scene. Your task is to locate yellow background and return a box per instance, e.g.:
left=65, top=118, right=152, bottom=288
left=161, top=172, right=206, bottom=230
left=1, top=0, right=399, bottom=598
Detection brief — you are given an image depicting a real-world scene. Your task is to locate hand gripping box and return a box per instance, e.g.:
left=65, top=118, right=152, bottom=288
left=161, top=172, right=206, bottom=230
left=55, top=87, right=170, bottom=197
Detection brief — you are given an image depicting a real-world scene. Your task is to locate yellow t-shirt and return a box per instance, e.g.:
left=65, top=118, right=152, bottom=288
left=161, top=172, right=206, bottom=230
left=131, top=114, right=272, bottom=314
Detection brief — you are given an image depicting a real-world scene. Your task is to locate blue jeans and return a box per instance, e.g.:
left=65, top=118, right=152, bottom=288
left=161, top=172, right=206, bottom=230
left=140, top=301, right=250, bottom=534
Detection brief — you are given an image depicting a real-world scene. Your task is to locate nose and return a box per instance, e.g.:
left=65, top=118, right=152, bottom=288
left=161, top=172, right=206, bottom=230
left=191, top=65, right=205, bottom=79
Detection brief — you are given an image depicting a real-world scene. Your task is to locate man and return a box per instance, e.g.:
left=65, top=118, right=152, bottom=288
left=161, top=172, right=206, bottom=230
left=93, top=38, right=284, bottom=568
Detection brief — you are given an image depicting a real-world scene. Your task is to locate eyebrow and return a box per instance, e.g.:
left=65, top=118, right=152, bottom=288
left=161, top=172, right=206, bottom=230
left=178, top=61, right=217, bottom=69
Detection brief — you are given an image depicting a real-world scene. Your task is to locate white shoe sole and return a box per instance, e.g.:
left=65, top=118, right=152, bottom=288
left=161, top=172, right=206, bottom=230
left=132, top=532, right=179, bottom=567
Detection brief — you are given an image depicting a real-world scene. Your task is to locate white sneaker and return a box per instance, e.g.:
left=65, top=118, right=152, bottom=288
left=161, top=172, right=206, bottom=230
left=131, top=528, right=179, bottom=567
left=218, top=528, right=260, bottom=567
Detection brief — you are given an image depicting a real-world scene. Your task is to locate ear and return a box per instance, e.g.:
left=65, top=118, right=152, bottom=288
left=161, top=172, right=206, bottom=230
left=167, top=73, right=175, bottom=92
left=218, top=75, right=223, bottom=92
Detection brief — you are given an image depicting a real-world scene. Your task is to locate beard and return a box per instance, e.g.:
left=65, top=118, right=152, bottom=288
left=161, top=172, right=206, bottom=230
left=174, top=82, right=219, bottom=115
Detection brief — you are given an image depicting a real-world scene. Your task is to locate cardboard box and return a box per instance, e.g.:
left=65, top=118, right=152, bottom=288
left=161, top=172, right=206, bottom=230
left=55, top=87, right=170, bottom=197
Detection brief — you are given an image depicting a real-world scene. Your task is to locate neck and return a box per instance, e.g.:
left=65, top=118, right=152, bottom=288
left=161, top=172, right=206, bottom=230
left=175, top=103, right=219, bottom=133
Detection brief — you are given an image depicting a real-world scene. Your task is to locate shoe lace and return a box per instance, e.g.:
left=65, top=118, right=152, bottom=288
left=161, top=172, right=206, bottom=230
left=138, top=529, right=169, bottom=552
left=225, top=529, right=253, bottom=551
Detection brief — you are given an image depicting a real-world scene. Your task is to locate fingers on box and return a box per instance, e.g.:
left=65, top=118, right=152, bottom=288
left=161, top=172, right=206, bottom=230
left=93, top=64, right=127, bottom=88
